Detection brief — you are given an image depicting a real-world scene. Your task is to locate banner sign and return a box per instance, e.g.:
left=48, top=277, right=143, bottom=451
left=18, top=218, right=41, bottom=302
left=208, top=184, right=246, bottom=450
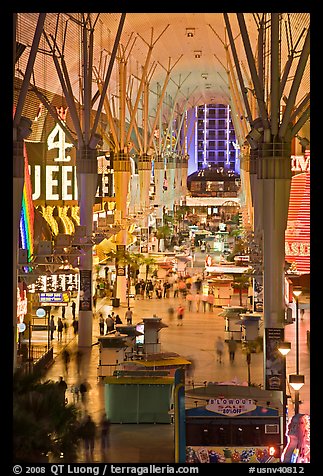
left=79, top=270, right=92, bottom=311
left=206, top=398, right=256, bottom=416
left=265, top=328, right=285, bottom=391
left=39, top=292, right=70, bottom=303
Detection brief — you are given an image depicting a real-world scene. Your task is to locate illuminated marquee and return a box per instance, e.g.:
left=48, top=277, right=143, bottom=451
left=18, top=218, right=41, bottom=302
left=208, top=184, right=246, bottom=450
left=291, top=150, right=310, bottom=173
left=17, top=286, right=27, bottom=323
left=27, top=107, right=78, bottom=203
left=285, top=164, right=310, bottom=274
left=30, top=164, right=78, bottom=201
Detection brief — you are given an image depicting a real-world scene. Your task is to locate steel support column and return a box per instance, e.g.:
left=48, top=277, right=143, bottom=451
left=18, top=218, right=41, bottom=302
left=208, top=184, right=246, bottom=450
left=77, top=148, right=98, bottom=347
left=114, top=152, right=131, bottom=304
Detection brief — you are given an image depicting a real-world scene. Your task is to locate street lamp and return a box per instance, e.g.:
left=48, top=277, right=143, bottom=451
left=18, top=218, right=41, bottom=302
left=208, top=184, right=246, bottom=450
left=293, top=287, right=302, bottom=375
left=290, top=287, right=303, bottom=414
left=278, top=341, right=291, bottom=448
left=289, top=374, right=305, bottom=414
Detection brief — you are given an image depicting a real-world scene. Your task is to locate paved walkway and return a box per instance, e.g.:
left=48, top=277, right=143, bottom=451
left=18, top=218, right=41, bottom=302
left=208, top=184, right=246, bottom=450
left=43, top=284, right=310, bottom=464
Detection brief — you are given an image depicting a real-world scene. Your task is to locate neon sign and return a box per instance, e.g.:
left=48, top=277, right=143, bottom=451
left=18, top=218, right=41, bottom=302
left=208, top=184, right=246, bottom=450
left=291, top=150, right=310, bottom=173
left=17, top=287, right=27, bottom=323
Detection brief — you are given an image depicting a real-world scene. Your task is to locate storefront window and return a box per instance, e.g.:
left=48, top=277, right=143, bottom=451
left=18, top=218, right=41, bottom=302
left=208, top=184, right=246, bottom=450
left=191, top=181, right=202, bottom=192
left=206, top=181, right=224, bottom=192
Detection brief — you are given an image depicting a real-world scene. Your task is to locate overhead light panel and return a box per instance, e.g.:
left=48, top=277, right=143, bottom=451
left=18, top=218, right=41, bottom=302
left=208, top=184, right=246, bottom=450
left=194, top=50, right=202, bottom=58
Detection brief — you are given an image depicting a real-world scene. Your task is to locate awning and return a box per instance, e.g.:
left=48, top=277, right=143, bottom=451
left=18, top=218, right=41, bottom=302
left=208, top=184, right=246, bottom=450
left=94, top=229, right=137, bottom=261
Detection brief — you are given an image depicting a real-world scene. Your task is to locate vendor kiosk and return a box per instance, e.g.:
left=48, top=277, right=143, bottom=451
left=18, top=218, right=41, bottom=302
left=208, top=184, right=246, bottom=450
left=184, top=383, right=283, bottom=464
left=97, top=334, right=128, bottom=378
left=239, top=312, right=263, bottom=342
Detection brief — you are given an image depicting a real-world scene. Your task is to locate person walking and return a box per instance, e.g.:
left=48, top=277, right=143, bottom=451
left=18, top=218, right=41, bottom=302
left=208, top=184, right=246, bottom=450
left=62, top=348, right=71, bottom=375
left=57, top=317, right=63, bottom=341
left=99, top=313, right=105, bottom=335
left=207, top=291, right=214, bottom=312
left=227, top=335, right=237, bottom=363
left=115, top=314, right=122, bottom=325
left=215, top=336, right=225, bottom=363
left=63, top=321, right=69, bottom=341
left=125, top=307, right=133, bottom=325
left=75, top=349, right=83, bottom=375
left=201, top=293, right=208, bottom=313
left=79, top=380, right=90, bottom=406
left=56, top=376, right=68, bottom=405
left=176, top=304, right=185, bottom=326
left=105, top=314, right=114, bottom=334
left=173, top=280, right=179, bottom=298
left=72, top=319, right=79, bottom=336
left=100, top=413, right=111, bottom=452
left=71, top=301, right=76, bottom=320
left=194, top=292, right=201, bottom=313
left=80, top=413, right=96, bottom=460
left=93, top=293, right=97, bottom=312
left=186, top=291, right=193, bottom=312
left=61, top=305, right=66, bottom=320
left=50, top=315, right=56, bottom=340
left=167, top=306, right=175, bottom=323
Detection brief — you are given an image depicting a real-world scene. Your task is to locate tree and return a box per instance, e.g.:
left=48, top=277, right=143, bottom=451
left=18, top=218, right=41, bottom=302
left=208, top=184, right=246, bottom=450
left=13, top=368, right=82, bottom=462
left=104, top=249, right=144, bottom=304
left=155, top=225, right=172, bottom=251
left=175, top=205, right=189, bottom=232
left=232, top=272, right=251, bottom=306
left=139, top=255, right=157, bottom=286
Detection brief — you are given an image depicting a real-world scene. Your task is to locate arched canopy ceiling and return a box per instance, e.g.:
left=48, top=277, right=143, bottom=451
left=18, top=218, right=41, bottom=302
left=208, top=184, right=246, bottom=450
left=15, top=12, right=310, bottom=135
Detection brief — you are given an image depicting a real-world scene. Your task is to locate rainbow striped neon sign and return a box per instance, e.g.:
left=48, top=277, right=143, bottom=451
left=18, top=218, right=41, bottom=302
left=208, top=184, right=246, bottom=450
left=19, top=144, right=34, bottom=262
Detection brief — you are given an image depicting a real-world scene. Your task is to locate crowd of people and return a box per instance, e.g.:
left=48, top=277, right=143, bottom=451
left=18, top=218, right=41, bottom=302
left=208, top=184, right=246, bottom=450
left=44, top=241, right=243, bottom=462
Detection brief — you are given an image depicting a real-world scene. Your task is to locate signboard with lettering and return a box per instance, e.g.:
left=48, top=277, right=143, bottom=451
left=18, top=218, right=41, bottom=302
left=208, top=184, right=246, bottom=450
left=291, top=150, right=310, bottom=173
left=39, top=291, right=70, bottom=304
left=206, top=398, right=257, bottom=416
left=265, top=328, right=285, bottom=391
left=79, top=270, right=92, bottom=311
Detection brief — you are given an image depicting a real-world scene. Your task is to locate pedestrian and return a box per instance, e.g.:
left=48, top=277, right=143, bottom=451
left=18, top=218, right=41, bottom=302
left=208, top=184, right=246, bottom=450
left=72, top=319, right=79, bottom=336
left=173, top=281, right=179, bottom=298
left=186, top=291, right=193, bottom=312
left=115, top=314, right=123, bottom=324
left=125, top=307, right=133, bottom=325
left=50, top=315, right=56, bottom=340
left=135, top=281, right=141, bottom=300
left=99, top=313, right=105, bottom=335
left=62, top=348, right=71, bottom=375
left=105, top=314, right=114, bottom=334
left=80, top=413, right=96, bottom=459
left=71, top=301, right=76, bottom=320
left=227, top=335, right=237, bottom=362
left=215, top=336, right=225, bottom=363
left=201, top=293, right=208, bottom=313
left=167, top=306, right=175, bottom=322
left=71, top=382, right=80, bottom=403
left=75, top=349, right=83, bottom=375
left=93, top=293, right=97, bottom=312
left=56, top=376, right=68, bottom=404
left=57, top=317, right=63, bottom=341
left=177, top=304, right=184, bottom=326
left=63, top=321, right=69, bottom=341
left=194, top=292, right=201, bottom=313
left=79, top=380, right=90, bottom=406
left=62, top=305, right=66, bottom=320
left=100, top=413, right=111, bottom=452
left=207, top=291, right=214, bottom=311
